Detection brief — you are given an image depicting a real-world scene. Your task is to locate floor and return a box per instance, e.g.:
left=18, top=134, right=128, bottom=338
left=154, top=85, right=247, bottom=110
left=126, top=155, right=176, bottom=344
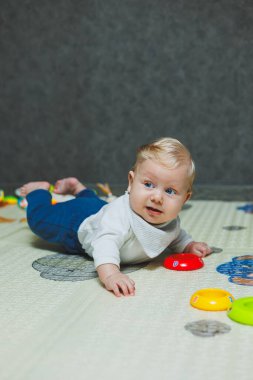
left=1, top=188, right=253, bottom=380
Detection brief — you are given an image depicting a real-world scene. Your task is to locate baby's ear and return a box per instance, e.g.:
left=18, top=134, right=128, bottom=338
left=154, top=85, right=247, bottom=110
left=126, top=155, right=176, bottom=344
left=184, top=192, right=192, bottom=203
left=127, top=171, right=135, bottom=192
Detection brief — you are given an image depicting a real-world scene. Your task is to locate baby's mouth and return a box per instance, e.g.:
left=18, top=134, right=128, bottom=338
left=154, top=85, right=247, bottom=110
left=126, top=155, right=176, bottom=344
left=146, top=206, right=163, bottom=215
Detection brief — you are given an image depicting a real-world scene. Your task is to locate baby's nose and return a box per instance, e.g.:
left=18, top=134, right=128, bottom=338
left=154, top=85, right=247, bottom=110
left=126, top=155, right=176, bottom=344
left=151, top=189, right=163, bottom=203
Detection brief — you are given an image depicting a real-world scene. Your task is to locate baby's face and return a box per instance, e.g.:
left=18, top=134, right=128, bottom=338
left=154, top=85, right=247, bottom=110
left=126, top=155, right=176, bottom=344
left=128, top=159, right=191, bottom=225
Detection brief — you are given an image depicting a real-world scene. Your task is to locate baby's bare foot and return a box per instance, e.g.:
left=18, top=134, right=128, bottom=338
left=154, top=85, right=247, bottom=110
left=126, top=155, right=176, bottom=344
left=53, top=177, right=86, bottom=196
left=19, top=181, right=51, bottom=197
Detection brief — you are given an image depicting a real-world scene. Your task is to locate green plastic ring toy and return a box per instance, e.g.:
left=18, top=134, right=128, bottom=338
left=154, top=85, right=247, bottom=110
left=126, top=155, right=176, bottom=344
left=227, top=297, right=253, bottom=325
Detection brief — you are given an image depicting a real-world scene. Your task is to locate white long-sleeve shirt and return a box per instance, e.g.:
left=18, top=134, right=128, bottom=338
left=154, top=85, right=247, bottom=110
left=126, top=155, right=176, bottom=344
left=77, top=193, right=192, bottom=268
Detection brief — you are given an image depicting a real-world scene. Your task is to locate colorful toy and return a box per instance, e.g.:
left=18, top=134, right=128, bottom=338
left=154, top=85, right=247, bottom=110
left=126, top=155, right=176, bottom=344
left=227, top=297, right=253, bottom=325
left=190, top=288, right=234, bottom=311
left=96, top=183, right=117, bottom=202
left=3, top=195, right=18, bottom=205
left=0, top=191, right=18, bottom=206
left=0, top=190, right=4, bottom=202
left=217, top=255, right=253, bottom=286
left=163, top=253, right=204, bottom=271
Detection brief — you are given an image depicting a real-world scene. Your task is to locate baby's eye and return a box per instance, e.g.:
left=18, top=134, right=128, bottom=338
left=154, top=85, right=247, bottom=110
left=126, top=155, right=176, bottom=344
left=165, top=188, right=176, bottom=195
left=144, top=182, right=155, bottom=189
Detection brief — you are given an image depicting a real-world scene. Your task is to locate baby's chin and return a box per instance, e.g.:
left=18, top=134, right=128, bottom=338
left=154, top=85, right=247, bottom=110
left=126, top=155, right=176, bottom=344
left=130, top=202, right=173, bottom=225
left=134, top=210, right=173, bottom=226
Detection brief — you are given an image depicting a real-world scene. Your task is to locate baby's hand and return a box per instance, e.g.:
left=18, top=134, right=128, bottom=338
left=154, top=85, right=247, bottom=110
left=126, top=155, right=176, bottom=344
left=184, top=241, right=212, bottom=258
left=104, top=272, right=135, bottom=297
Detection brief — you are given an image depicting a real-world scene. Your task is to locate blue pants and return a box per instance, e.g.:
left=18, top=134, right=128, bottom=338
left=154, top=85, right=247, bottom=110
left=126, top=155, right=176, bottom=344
left=26, top=189, right=107, bottom=253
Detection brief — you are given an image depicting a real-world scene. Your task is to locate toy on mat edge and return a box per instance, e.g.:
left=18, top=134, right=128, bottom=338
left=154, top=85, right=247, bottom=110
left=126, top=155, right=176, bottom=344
left=190, top=288, right=234, bottom=311
left=0, top=190, right=18, bottom=206
left=228, top=297, right=253, bottom=325
left=163, top=253, right=204, bottom=271
left=96, top=182, right=117, bottom=202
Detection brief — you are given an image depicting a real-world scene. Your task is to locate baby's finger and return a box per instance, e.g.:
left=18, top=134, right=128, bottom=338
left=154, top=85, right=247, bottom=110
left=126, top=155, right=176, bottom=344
left=112, top=284, right=122, bottom=297
left=118, top=281, right=132, bottom=296
left=126, top=280, right=135, bottom=296
left=192, top=248, right=203, bottom=257
left=128, top=286, right=135, bottom=296
left=202, top=245, right=212, bottom=256
left=119, top=279, right=135, bottom=296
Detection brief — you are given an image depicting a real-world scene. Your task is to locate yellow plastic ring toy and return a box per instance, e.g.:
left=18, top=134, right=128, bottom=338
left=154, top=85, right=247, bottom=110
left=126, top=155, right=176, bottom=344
left=227, top=297, right=253, bottom=325
left=190, top=288, right=235, bottom=311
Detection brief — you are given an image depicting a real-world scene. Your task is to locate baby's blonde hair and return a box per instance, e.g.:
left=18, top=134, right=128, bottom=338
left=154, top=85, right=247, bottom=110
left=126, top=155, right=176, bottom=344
left=133, top=137, right=195, bottom=192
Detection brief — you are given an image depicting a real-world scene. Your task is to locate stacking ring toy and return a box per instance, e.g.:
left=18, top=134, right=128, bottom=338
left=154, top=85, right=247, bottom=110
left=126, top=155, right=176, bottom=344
left=163, top=253, right=204, bottom=271
left=227, top=297, right=253, bottom=325
left=190, top=288, right=234, bottom=311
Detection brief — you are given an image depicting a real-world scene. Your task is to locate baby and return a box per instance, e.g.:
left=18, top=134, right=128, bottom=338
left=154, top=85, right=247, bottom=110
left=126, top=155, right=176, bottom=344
left=20, top=137, right=212, bottom=297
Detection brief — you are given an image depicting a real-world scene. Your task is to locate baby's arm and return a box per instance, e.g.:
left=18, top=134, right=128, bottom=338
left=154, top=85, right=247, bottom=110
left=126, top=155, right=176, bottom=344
left=97, top=263, right=135, bottom=297
left=184, top=241, right=212, bottom=257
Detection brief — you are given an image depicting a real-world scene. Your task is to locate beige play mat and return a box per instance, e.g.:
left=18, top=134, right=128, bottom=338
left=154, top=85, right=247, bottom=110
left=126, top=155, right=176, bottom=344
left=1, top=200, right=253, bottom=380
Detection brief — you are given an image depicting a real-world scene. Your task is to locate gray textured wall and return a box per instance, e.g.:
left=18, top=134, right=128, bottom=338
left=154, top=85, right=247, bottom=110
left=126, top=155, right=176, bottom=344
left=1, top=0, right=253, bottom=187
